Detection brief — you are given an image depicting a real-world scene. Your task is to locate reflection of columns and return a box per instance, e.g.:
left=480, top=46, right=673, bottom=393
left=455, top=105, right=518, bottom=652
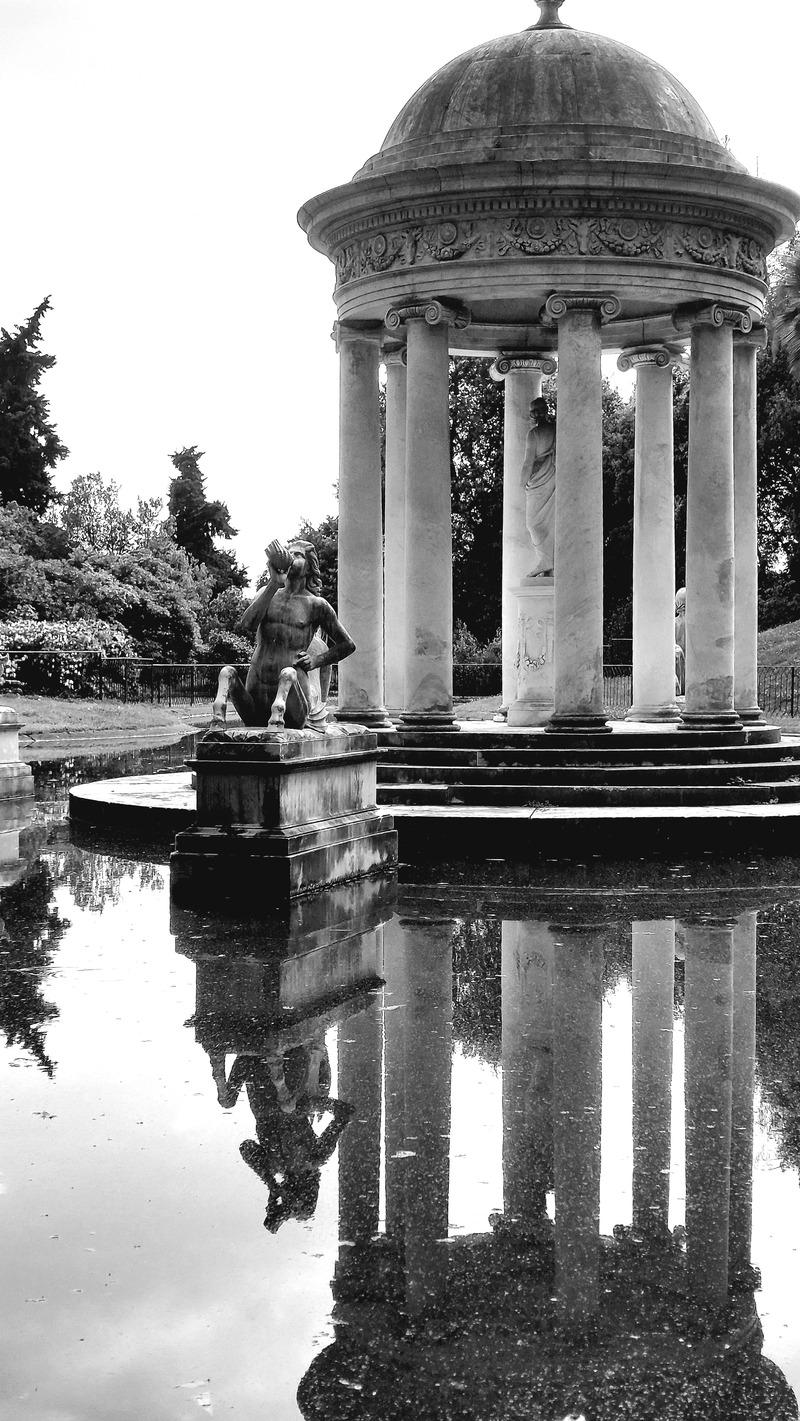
left=383, top=347, right=408, bottom=720
left=734, top=329, right=768, bottom=722
left=729, top=911, right=757, bottom=1281
left=501, top=921, right=554, bottom=1227
left=684, top=920, right=734, bottom=1310
left=338, top=993, right=382, bottom=1247
left=385, top=300, right=469, bottom=730
left=399, top=916, right=454, bottom=1316
left=383, top=915, right=408, bottom=1239
left=679, top=305, right=752, bottom=729
left=618, top=347, right=681, bottom=722
left=553, top=930, right=603, bottom=1329
left=335, top=323, right=392, bottom=728
left=631, top=919, right=675, bottom=1235
left=490, top=352, right=557, bottom=714
left=545, top=294, right=620, bottom=734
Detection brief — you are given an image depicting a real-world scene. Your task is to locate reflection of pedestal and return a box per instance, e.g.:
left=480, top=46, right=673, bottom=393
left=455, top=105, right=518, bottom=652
left=507, top=581, right=555, bottom=727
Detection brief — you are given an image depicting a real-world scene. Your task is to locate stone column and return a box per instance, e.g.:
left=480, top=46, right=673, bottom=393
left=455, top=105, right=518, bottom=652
left=335, top=323, right=392, bottom=728
left=553, top=928, right=604, bottom=1331
left=544, top=294, right=620, bottom=734
left=683, top=919, right=734, bottom=1311
left=383, top=347, right=408, bottom=720
left=631, top=919, right=675, bottom=1236
left=734, top=329, right=768, bottom=722
left=490, top=352, right=557, bottom=716
left=500, top=920, right=555, bottom=1231
left=385, top=300, right=469, bottom=730
left=729, top=911, right=757, bottom=1283
left=618, top=347, right=681, bottom=722
left=337, top=993, right=383, bottom=1248
left=678, top=305, right=752, bottom=729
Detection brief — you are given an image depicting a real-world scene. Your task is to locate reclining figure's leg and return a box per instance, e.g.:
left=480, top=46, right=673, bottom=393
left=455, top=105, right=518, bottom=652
left=268, top=667, right=310, bottom=729
left=211, top=665, right=257, bottom=727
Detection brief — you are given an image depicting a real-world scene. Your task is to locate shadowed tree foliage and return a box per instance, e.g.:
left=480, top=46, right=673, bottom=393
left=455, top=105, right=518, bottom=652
left=0, top=298, right=68, bottom=513
left=0, top=859, right=68, bottom=1076
left=168, top=445, right=247, bottom=595
left=771, top=238, right=800, bottom=381
left=449, top=358, right=505, bottom=642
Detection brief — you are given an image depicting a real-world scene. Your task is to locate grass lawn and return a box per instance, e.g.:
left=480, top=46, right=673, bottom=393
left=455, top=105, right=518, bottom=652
left=758, top=619, right=800, bottom=667
left=2, top=693, right=210, bottom=742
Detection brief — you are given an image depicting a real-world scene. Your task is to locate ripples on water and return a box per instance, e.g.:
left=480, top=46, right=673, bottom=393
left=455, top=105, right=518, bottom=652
left=1, top=744, right=800, bottom=1419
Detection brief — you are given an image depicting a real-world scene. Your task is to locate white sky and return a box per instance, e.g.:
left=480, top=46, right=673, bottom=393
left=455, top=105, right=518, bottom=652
left=1, top=0, right=798, bottom=587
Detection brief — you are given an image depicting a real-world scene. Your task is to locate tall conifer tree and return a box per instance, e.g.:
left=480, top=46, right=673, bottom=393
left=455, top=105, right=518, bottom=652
left=0, top=298, right=68, bottom=512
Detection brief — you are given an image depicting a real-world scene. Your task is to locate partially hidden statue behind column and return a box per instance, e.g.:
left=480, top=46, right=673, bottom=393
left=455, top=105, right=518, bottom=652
left=211, top=538, right=355, bottom=732
left=675, top=586, right=686, bottom=696
left=521, top=395, right=557, bottom=579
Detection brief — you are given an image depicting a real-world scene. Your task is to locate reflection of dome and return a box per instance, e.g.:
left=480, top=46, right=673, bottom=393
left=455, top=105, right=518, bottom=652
left=357, top=26, right=745, bottom=180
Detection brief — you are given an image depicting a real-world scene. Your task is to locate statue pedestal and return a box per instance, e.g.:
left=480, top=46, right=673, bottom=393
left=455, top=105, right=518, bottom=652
left=0, top=706, right=34, bottom=803
left=170, top=724, right=397, bottom=905
left=507, top=580, right=555, bottom=727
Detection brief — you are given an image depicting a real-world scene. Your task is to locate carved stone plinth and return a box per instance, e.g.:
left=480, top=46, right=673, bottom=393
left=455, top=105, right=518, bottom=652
left=170, top=725, right=397, bottom=905
left=0, top=706, right=34, bottom=803
left=507, top=581, right=555, bottom=727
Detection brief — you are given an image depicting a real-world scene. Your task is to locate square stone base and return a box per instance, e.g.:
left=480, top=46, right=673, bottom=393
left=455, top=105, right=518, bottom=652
left=171, top=722, right=397, bottom=904
left=170, top=808, right=397, bottom=905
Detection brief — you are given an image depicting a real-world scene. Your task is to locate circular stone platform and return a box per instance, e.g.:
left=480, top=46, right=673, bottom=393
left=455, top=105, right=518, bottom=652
left=68, top=722, right=800, bottom=860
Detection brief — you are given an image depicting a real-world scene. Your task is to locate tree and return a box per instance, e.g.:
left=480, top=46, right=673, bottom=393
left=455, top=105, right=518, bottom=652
left=0, top=298, right=68, bottom=512
left=58, top=471, right=165, bottom=556
left=449, top=358, right=505, bottom=642
left=168, top=445, right=247, bottom=594
left=772, top=238, right=800, bottom=382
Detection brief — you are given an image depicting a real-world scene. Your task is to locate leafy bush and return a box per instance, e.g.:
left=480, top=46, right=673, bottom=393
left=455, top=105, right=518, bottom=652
left=452, top=621, right=502, bottom=664
left=0, top=618, right=133, bottom=695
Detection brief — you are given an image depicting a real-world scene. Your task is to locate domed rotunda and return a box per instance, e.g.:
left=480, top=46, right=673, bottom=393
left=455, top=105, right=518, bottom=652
left=299, top=0, right=800, bottom=758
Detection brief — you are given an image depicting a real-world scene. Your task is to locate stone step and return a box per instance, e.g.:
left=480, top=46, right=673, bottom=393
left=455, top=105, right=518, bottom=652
left=376, top=780, right=800, bottom=808
left=379, top=743, right=800, bottom=770
left=389, top=726, right=782, bottom=752
left=378, top=760, right=800, bottom=788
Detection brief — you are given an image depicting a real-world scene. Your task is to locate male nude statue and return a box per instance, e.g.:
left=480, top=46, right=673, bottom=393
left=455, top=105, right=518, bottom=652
left=521, top=396, right=556, bottom=578
left=211, top=538, right=355, bottom=731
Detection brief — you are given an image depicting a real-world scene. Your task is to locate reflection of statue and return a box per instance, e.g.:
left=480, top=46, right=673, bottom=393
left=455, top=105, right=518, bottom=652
left=212, top=1043, right=353, bottom=1231
left=521, top=397, right=556, bottom=578
left=211, top=539, right=355, bottom=732
left=675, top=587, right=686, bottom=695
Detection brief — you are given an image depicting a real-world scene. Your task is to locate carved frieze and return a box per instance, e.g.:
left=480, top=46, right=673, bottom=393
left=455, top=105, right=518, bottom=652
left=332, top=207, right=769, bottom=289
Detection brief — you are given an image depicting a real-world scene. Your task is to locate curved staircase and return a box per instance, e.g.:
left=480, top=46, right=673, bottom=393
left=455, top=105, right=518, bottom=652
left=375, top=724, right=800, bottom=859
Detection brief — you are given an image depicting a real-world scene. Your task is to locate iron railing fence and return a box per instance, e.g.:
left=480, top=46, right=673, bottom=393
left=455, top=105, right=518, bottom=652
left=2, top=653, right=800, bottom=718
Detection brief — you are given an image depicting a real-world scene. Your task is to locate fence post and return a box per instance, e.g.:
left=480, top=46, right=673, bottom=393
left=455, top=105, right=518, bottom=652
left=190, top=665, right=196, bottom=707
left=792, top=667, right=796, bottom=719
left=123, top=661, right=129, bottom=704
left=98, top=658, right=104, bottom=701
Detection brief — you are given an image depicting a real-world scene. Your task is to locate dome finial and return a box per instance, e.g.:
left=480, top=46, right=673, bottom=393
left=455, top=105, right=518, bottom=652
left=534, top=0, right=568, bottom=26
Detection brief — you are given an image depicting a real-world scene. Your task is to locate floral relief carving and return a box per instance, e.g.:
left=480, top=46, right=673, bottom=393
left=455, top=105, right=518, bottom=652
left=333, top=211, right=768, bottom=286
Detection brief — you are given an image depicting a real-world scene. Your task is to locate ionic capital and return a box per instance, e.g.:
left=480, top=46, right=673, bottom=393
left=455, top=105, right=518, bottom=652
left=331, top=320, right=383, bottom=353
left=384, top=299, right=471, bottom=332
left=543, top=292, right=622, bottom=324
left=617, top=344, right=683, bottom=374
left=489, top=350, right=557, bottom=382
left=733, top=323, right=768, bottom=351
left=673, top=302, right=754, bottom=336
left=382, top=343, right=408, bottom=368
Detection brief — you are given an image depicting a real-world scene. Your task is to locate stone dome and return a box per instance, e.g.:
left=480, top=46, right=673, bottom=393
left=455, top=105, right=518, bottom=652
left=356, top=23, right=746, bottom=179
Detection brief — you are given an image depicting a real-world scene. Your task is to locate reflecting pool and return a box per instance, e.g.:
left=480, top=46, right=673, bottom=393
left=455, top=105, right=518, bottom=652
left=3, top=767, right=800, bottom=1418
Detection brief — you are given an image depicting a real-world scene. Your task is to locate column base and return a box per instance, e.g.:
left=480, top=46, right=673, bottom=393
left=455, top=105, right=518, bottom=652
left=545, top=714, right=612, bottom=735
left=679, top=710, right=743, bottom=731
left=335, top=709, right=396, bottom=731
left=736, top=704, right=766, bottom=724
left=626, top=702, right=683, bottom=723
left=399, top=712, right=460, bottom=732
